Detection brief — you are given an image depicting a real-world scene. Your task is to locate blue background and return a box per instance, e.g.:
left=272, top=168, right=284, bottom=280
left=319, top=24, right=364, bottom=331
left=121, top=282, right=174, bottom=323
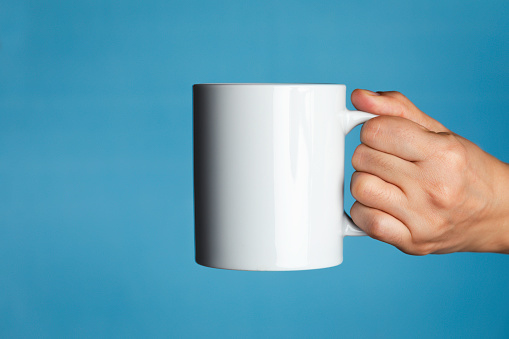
left=1, top=0, right=508, bottom=338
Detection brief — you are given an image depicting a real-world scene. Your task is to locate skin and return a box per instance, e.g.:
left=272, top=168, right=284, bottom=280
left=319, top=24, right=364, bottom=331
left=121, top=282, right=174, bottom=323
left=350, top=89, right=509, bottom=255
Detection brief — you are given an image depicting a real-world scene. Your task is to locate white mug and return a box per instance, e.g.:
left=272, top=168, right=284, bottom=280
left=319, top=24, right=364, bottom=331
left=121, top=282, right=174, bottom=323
left=193, top=84, right=376, bottom=271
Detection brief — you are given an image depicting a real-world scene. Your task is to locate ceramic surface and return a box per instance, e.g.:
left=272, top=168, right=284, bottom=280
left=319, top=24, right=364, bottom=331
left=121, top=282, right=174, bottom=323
left=193, top=84, right=375, bottom=271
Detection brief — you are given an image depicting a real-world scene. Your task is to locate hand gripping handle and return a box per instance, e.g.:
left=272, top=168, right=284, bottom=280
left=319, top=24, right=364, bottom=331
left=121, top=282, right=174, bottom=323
left=342, top=110, right=377, bottom=236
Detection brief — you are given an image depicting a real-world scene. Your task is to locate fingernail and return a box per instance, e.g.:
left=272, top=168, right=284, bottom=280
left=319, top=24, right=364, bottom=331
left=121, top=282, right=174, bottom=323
left=364, top=89, right=381, bottom=96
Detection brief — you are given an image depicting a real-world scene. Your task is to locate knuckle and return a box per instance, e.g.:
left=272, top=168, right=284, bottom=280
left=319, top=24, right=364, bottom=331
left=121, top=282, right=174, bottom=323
left=351, top=173, right=371, bottom=201
left=349, top=201, right=361, bottom=219
left=404, top=247, right=429, bottom=256
left=425, top=178, right=459, bottom=210
left=389, top=91, right=406, bottom=99
left=351, top=144, right=368, bottom=169
left=446, top=144, right=467, bottom=169
left=440, top=186, right=460, bottom=209
left=381, top=92, right=411, bottom=117
left=385, top=91, right=409, bottom=104
left=377, top=154, right=396, bottom=173
left=407, top=226, right=440, bottom=255
left=402, top=237, right=434, bottom=256
left=360, top=118, right=383, bottom=144
left=350, top=174, right=362, bottom=200
left=437, top=134, right=467, bottom=167
left=411, top=243, right=434, bottom=256
left=352, top=143, right=396, bottom=173
left=351, top=173, right=389, bottom=203
left=367, top=215, right=386, bottom=240
left=422, top=134, right=467, bottom=209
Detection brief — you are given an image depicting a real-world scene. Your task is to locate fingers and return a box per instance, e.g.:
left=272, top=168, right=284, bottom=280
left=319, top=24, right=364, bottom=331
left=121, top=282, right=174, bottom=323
left=351, top=89, right=448, bottom=133
left=350, top=201, right=412, bottom=251
left=360, top=116, right=441, bottom=162
left=350, top=171, right=408, bottom=221
left=352, top=143, right=416, bottom=190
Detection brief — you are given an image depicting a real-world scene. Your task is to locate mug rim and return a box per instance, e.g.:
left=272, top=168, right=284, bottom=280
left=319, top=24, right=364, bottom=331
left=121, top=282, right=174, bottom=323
left=193, top=83, right=346, bottom=87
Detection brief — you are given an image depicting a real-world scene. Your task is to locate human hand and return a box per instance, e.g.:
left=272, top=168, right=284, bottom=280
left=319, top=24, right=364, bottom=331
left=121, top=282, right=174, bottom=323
left=350, top=89, right=509, bottom=254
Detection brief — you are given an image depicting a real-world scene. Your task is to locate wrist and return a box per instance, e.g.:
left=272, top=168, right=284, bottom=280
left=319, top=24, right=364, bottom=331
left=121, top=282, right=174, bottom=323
left=492, top=161, right=509, bottom=253
left=481, top=160, right=509, bottom=254
left=459, top=154, right=509, bottom=254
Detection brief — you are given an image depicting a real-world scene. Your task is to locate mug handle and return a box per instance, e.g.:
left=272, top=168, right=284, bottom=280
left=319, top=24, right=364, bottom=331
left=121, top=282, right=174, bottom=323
left=341, top=110, right=378, bottom=237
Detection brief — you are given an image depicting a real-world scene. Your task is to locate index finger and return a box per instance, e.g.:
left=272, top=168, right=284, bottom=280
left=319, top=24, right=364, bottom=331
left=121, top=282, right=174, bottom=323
left=360, top=116, right=439, bottom=162
left=351, top=89, right=449, bottom=133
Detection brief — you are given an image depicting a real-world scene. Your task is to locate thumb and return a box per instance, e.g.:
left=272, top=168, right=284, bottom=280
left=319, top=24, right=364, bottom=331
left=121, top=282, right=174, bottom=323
left=351, top=89, right=448, bottom=132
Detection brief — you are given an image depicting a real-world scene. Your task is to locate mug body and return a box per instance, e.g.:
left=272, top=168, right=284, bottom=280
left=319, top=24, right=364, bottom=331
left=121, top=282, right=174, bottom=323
left=194, top=84, right=348, bottom=270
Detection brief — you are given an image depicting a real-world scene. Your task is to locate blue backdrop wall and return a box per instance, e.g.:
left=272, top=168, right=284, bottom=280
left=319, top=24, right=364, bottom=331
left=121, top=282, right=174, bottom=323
left=1, top=0, right=508, bottom=338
